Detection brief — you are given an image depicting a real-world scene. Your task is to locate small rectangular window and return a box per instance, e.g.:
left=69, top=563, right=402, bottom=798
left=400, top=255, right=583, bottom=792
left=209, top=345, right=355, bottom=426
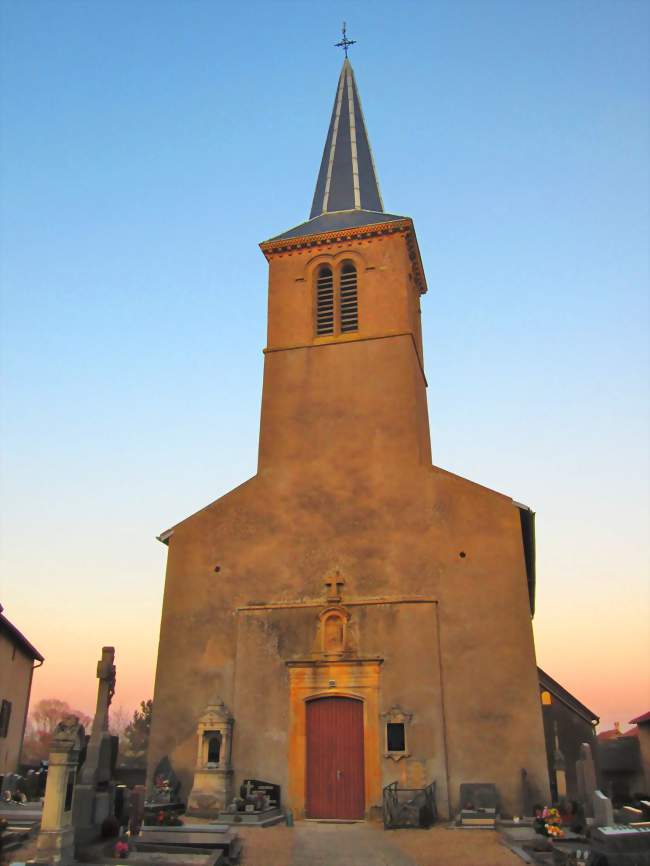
left=0, top=699, right=12, bottom=737
left=387, top=722, right=405, bottom=752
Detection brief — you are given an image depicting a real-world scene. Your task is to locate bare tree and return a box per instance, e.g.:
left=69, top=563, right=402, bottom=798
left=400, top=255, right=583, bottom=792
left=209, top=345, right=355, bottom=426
left=22, top=698, right=92, bottom=764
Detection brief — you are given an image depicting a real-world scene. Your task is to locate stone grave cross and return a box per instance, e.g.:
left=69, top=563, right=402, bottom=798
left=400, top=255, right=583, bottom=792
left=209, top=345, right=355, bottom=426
left=73, top=647, right=118, bottom=837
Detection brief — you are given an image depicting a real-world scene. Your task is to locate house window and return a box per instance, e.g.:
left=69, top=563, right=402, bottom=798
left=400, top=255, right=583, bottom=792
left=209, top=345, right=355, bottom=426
left=316, top=266, right=334, bottom=335
left=339, top=262, right=358, bottom=333
left=0, top=700, right=12, bottom=737
left=386, top=722, right=406, bottom=752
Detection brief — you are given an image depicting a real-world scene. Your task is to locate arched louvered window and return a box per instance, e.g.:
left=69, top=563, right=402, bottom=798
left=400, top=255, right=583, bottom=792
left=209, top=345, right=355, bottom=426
left=316, top=266, right=334, bottom=336
left=339, top=263, right=358, bottom=333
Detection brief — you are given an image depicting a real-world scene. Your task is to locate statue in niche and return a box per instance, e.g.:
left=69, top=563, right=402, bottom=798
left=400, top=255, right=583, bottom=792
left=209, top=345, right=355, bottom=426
left=324, top=613, right=344, bottom=652
left=207, top=732, right=222, bottom=765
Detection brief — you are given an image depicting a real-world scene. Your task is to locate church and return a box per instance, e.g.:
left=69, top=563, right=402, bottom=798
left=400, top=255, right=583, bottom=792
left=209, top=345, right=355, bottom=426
left=147, top=52, right=550, bottom=821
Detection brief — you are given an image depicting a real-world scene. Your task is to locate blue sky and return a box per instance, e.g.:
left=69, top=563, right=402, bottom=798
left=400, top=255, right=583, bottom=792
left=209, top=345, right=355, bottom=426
left=1, top=0, right=648, bottom=726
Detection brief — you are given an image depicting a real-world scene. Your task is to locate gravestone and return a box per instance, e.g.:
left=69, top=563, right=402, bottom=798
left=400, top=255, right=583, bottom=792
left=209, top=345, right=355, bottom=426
left=593, top=790, right=614, bottom=827
left=459, top=782, right=499, bottom=827
left=240, top=779, right=281, bottom=809
left=72, top=646, right=117, bottom=841
left=575, top=742, right=597, bottom=818
left=148, top=756, right=181, bottom=805
left=2, top=773, right=20, bottom=796
left=129, top=785, right=145, bottom=836
left=34, top=716, right=85, bottom=865
left=589, top=825, right=650, bottom=865
left=552, top=722, right=567, bottom=798
left=134, top=823, right=241, bottom=862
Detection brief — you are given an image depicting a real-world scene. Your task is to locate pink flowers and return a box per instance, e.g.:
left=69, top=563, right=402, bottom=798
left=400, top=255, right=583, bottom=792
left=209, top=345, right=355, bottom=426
left=114, top=840, right=129, bottom=859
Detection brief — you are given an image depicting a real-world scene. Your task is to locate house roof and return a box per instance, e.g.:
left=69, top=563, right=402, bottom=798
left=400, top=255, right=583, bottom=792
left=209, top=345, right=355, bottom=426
left=629, top=710, right=650, bottom=726
left=598, top=726, right=623, bottom=740
left=0, top=604, right=44, bottom=662
left=538, top=667, right=599, bottom=725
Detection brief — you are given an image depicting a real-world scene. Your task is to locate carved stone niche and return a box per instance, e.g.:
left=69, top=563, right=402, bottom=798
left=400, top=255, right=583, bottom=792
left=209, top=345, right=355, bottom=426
left=186, top=699, right=234, bottom=818
left=317, top=605, right=351, bottom=658
left=381, top=705, right=413, bottom=762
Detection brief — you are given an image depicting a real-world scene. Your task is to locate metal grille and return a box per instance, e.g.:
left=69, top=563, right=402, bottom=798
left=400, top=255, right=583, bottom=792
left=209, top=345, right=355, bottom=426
left=383, top=780, right=437, bottom=830
left=339, top=264, right=358, bottom=333
left=316, top=267, right=334, bottom=335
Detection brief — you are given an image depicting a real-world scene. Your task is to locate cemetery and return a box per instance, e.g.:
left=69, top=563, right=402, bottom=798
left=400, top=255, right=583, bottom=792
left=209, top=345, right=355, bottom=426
left=1, top=641, right=648, bottom=866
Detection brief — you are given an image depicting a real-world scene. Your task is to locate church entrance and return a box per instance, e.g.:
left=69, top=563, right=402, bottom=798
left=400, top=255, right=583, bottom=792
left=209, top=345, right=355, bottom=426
left=306, top=696, right=365, bottom=819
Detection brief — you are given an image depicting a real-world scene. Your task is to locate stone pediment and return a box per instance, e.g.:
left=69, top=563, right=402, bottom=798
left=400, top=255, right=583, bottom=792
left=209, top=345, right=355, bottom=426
left=198, top=700, right=232, bottom=728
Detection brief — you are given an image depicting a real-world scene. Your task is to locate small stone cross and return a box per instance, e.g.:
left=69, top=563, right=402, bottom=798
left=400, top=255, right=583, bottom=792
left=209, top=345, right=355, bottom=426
left=325, top=572, right=345, bottom=602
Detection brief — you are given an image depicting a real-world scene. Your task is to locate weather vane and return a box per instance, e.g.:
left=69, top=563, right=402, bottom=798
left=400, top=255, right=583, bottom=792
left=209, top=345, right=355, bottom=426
left=335, top=22, right=356, bottom=58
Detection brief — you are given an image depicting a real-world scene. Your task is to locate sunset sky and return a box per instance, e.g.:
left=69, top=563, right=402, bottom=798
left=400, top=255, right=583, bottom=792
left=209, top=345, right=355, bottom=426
left=1, top=0, right=648, bottom=733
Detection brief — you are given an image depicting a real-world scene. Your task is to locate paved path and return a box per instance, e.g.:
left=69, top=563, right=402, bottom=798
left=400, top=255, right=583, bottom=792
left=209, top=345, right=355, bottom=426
left=292, top=822, right=417, bottom=866
left=239, top=821, right=521, bottom=866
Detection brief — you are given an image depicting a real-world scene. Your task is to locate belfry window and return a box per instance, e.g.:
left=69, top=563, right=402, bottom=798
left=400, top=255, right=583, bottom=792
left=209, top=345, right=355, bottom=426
left=339, top=263, right=358, bottom=333
left=316, top=266, right=334, bottom=335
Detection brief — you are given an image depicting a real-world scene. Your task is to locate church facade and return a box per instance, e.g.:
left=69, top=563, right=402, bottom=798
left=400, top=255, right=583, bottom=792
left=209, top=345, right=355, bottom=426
left=147, top=57, right=550, bottom=820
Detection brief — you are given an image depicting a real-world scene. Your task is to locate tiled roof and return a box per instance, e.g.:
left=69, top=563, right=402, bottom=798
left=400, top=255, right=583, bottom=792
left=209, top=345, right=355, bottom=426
left=629, top=710, right=650, bottom=725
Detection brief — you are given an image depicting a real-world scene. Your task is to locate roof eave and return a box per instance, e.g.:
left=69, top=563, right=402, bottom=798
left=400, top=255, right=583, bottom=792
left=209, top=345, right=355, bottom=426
left=157, top=528, right=174, bottom=546
left=260, top=217, right=428, bottom=296
left=538, top=667, right=600, bottom=725
left=0, top=608, right=45, bottom=662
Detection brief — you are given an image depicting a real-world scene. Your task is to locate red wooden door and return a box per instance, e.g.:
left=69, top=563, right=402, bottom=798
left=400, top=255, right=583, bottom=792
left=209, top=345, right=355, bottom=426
left=306, top=697, right=365, bottom=819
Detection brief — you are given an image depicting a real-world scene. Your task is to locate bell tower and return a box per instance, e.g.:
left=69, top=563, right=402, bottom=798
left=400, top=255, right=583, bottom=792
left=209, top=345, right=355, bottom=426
left=149, top=37, right=551, bottom=823
left=258, top=57, right=431, bottom=474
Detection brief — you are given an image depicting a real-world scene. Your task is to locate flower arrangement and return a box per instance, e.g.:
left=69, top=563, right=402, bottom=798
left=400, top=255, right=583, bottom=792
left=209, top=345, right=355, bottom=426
left=534, top=806, right=565, bottom=839
left=114, top=840, right=129, bottom=859
left=154, top=810, right=183, bottom=826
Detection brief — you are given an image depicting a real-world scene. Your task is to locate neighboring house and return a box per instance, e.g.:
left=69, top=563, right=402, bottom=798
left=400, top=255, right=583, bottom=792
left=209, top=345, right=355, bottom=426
left=596, top=718, right=648, bottom=803
left=538, top=668, right=599, bottom=801
left=0, top=603, right=44, bottom=778
left=629, top=711, right=650, bottom=793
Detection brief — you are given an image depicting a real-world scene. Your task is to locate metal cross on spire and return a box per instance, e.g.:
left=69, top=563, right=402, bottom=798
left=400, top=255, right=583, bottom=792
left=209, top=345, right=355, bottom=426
left=335, top=22, right=356, bottom=58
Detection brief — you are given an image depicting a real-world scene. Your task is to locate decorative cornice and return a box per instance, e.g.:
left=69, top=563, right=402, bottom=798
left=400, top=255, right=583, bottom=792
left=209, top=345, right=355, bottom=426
left=259, top=218, right=428, bottom=295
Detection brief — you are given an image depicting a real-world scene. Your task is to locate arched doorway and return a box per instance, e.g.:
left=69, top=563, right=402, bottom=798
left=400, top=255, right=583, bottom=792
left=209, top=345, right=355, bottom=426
left=306, top=696, right=365, bottom=819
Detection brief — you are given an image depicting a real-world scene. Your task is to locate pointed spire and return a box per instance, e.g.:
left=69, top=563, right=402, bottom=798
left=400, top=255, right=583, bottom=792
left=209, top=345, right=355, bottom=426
left=310, top=58, right=384, bottom=219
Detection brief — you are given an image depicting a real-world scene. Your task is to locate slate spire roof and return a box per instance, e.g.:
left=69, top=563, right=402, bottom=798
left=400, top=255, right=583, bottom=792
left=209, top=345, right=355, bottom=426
left=310, top=58, right=383, bottom=218
left=266, top=58, right=407, bottom=243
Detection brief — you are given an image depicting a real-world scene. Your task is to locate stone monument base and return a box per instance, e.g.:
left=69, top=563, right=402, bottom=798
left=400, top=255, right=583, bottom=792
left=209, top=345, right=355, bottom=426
left=186, top=769, right=233, bottom=818
left=34, top=825, right=75, bottom=865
